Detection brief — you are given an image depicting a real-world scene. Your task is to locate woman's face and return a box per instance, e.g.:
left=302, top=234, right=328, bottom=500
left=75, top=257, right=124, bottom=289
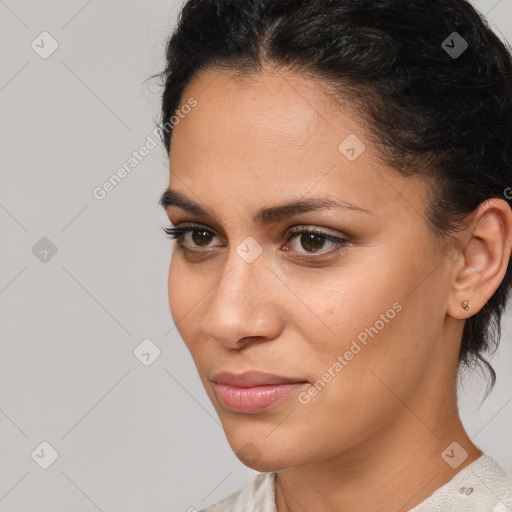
left=164, top=68, right=459, bottom=471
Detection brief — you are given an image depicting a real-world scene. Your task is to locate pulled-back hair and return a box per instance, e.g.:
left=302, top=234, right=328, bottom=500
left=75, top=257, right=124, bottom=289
left=156, top=0, right=512, bottom=394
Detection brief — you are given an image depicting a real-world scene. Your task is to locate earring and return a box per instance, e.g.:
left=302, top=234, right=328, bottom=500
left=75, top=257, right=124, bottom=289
left=461, top=300, right=469, bottom=311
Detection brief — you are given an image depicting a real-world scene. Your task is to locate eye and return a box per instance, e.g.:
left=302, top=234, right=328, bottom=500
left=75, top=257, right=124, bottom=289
left=163, top=223, right=220, bottom=250
left=285, top=227, right=348, bottom=255
left=162, top=223, right=349, bottom=257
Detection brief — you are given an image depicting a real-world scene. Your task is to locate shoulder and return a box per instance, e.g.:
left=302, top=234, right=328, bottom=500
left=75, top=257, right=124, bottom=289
left=200, top=472, right=276, bottom=512
left=410, top=454, right=512, bottom=511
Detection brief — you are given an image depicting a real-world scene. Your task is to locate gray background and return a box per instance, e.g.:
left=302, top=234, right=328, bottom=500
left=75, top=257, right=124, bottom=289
left=0, top=0, right=511, bottom=511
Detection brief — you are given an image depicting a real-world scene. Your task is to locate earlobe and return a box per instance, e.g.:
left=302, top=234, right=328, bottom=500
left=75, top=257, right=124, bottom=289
left=447, top=199, right=512, bottom=320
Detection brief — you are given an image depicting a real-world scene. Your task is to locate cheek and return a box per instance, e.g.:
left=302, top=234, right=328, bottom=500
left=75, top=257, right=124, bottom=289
left=287, top=273, right=397, bottom=355
left=310, top=291, right=439, bottom=420
left=167, top=256, right=220, bottom=363
left=167, top=258, right=179, bottom=314
left=292, top=259, right=436, bottom=396
left=168, top=257, right=199, bottom=346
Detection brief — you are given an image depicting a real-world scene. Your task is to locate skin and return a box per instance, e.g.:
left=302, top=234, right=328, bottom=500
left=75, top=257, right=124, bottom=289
left=163, top=67, right=512, bottom=512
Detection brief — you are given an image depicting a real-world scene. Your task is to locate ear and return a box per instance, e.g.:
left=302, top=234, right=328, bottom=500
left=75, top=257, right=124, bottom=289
left=447, top=198, right=512, bottom=320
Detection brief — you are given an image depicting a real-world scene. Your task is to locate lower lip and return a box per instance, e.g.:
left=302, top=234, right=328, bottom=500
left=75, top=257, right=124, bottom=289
left=212, top=382, right=308, bottom=414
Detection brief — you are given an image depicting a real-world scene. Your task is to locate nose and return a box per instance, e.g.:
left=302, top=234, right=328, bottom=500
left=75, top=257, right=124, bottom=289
left=200, top=246, right=284, bottom=350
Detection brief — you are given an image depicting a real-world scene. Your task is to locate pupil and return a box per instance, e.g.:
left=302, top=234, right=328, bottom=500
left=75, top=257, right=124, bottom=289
left=302, top=233, right=324, bottom=252
left=192, top=230, right=212, bottom=246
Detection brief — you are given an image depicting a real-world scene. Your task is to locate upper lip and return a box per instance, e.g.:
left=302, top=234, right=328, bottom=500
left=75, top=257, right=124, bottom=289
left=211, top=371, right=307, bottom=388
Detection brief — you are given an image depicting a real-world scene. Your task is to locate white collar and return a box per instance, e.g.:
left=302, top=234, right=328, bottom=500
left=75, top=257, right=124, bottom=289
left=202, top=454, right=512, bottom=511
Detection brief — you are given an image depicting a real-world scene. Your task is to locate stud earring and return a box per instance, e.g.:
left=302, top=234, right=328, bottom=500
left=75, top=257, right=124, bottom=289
left=461, top=300, right=469, bottom=311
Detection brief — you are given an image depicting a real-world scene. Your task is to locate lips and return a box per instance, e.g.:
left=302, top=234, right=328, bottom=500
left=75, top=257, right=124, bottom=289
left=211, top=371, right=309, bottom=414
left=212, top=371, right=306, bottom=387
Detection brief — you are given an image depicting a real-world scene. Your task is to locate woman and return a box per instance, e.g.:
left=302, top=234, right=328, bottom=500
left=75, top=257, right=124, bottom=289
left=156, top=0, right=512, bottom=510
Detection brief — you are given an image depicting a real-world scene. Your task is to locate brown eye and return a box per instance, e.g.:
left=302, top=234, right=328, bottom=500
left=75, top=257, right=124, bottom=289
left=164, top=224, right=349, bottom=258
left=287, top=227, right=349, bottom=256
left=297, top=232, right=328, bottom=252
left=163, top=224, right=219, bottom=250
left=190, top=229, right=215, bottom=247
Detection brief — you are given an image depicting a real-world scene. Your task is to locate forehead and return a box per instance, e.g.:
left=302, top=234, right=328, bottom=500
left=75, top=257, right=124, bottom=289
left=168, top=67, right=431, bottom=226
left=172, top=67, right=334, bottom=154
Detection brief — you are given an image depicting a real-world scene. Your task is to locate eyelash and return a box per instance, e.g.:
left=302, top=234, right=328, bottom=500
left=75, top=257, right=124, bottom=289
left=162, top=222, right=349, bottom=258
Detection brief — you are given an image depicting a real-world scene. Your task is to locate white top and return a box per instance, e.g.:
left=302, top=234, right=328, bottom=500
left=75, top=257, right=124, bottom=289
left=201, top=454, right=512, bottom=511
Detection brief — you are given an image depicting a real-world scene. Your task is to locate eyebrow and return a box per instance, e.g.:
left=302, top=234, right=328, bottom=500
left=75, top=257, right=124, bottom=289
left=159, top=188, right=374, bottom=224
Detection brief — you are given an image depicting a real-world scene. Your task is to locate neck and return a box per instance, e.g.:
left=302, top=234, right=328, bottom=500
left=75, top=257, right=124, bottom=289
left=275, top=394, right=482, bottom=512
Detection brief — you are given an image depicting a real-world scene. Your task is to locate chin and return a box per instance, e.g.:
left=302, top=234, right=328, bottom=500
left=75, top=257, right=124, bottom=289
left=225, top=429, right=302, bottom=473
left=234, top=447, right=292, bottom=473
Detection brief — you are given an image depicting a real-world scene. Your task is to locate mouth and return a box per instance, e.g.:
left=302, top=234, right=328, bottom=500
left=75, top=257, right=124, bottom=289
left=210, top=371, right=309, bottom=414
